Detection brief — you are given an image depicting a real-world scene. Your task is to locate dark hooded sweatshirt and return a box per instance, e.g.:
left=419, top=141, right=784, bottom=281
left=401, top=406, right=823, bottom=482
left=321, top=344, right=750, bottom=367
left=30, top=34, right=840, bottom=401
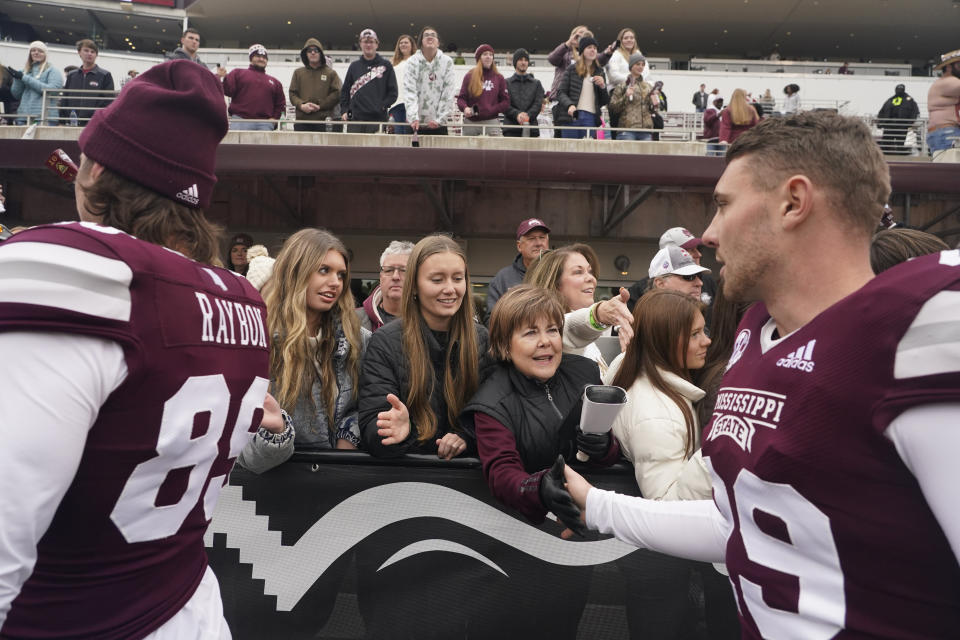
left=339, top=53, right=398, bottom=121
left=289, top=38, right=342, bottom=121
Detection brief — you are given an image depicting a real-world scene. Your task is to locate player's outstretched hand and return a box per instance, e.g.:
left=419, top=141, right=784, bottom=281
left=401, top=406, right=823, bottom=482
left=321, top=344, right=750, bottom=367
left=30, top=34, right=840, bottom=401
left=540, top=455, right=588, bottom=538
left=259, top=392, right=286, bottom=434
left=377, top=393, right=411, bottom=445
left=559, top=463, right=594, bottom=539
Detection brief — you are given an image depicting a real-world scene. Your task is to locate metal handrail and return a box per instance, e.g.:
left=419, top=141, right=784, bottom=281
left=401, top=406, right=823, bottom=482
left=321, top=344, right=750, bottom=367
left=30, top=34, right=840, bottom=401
left=27, top=89, right=935, bottom=158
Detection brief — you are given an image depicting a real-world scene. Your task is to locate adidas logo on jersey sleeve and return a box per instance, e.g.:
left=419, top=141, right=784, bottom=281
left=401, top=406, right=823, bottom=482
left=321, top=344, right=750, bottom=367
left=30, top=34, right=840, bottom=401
left=175, top=184, right=200, bottom=206
left=776, top=339, right=816, bottom=372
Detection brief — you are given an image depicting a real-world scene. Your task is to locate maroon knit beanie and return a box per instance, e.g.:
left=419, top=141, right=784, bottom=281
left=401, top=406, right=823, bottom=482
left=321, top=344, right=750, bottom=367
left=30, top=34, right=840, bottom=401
left=474, top=44, right=494, bottom=62
left=78, top=59, right=227, bottom=209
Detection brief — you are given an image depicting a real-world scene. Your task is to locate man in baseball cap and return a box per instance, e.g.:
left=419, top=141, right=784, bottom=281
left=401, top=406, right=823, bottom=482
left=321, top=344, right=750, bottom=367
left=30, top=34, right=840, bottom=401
left=628, top=226, right=716, bottom=310
left=216, top=43, right=286, bottom=131
left=340, top=28, right=398, bottom=133
left=659, top=226, right=702, bottom=253
left=485, top=218, right=552, bottom=321
left=648, top=245, right=711, bottom=300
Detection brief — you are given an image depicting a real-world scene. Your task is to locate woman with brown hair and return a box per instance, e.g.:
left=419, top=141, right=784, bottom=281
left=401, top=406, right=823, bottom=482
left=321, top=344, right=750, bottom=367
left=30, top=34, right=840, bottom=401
left=525, top=243, right=619, bottom=371
left=460, top=284, right=617, bottom=639
left=870, top=227, right=950, bottom=274
left=605, top=289, right=740, bottom=639
left=389, top=34, right=417, bottom=133
left=224, top=232, right=253, bottom=275
left=607, top=290, right=711, bottom=498
left=464, top=284, right=616, bottom=519
left=719, top=88, right=759, bottom=144
left=237, top=229, right=369, bottom=473
left=359, top=234, right=490, bottom=458
left=456, top=44, right=509, bottom=136
left=602, top=27, right=643, bottom=90
left=555, top=36, right=609, bottom=139
left=9, top=41, right=62, bottom=125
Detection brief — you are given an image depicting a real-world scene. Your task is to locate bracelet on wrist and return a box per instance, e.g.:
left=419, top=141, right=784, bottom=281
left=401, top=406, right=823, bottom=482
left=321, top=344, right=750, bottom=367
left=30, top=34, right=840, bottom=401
left=589, top=302, right=610, bottom=330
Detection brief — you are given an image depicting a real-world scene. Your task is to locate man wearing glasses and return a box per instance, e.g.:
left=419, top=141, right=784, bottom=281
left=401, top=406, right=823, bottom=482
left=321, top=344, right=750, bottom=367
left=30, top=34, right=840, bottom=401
left=403, top=26, right=456, bottom=135
left=647, top=245, right=711, bottom=300
left=629, top=226, right=718, bottom=310
left=290, top=38, right=341, bottom=132
left=357, top=240, right=415, bottom=331
left=340, top=29, right=398, bottom=134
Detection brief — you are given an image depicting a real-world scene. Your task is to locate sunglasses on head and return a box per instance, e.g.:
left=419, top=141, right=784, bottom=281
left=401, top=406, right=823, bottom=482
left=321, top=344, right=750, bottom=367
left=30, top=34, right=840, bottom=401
left=306, top=47, right=320, bottom=53
left=674, top=273, right=701, bottom=281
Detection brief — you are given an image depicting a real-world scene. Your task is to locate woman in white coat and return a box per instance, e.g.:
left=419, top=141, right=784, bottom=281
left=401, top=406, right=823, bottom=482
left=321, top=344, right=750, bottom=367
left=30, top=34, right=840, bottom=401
left=603, top=288, right=740, bottom=639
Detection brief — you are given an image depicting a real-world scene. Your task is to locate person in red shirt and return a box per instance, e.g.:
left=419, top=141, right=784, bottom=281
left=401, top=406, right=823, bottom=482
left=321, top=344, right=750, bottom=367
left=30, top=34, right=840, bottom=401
left=457, top=44, right=509, bottom=136
left=217, top=44, right=286, bottom=131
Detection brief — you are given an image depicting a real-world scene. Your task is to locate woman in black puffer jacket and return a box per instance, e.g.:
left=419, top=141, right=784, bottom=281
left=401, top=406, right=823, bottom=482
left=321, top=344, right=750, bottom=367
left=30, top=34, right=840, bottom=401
left=554, top=36, right=609, bottom=139
left=359, top=234, right=491, bottom=458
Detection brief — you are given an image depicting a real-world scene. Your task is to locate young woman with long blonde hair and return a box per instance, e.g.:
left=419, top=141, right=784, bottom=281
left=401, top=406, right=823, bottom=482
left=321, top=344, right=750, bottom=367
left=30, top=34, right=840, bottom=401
left=389, top=34, right=417, bottom=133
left=456, top=44, right=509, bottom=136
left=719, top=88, right=759, bottom=143
left=603, top=27, right=643, bottom=89
left=237, top=228, right=369, bottom=473
left=10, top=41, right=63, bottom=125
left=360, top=234, right=491, bottom=458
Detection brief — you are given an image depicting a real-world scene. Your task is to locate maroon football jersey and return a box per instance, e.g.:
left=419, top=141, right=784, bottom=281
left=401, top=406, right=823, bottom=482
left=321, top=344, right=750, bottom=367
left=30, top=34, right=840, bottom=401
left=0, top=222, right=270, bottom=639
left=703, top=250, right=960, bottom=639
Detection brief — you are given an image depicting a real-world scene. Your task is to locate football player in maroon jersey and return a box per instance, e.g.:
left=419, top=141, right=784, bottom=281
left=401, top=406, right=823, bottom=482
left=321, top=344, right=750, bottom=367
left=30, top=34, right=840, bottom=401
left=555, top=111, right=960, bottom=638
left=0, top=60, right=278, bottom=639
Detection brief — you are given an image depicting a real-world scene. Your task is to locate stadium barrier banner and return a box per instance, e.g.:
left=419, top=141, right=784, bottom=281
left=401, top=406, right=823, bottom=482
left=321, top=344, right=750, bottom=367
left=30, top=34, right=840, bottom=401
left=205, top=452, right=654, bottom=639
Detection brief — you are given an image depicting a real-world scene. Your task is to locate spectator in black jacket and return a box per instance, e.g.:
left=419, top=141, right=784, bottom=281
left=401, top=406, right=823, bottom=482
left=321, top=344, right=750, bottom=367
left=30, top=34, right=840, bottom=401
left=0, top=65, right=19, bottom=124
left=359, top=234, right=491, bottom=458
left=61, top=39, right=115, bottom=126
left=504, top=48, right=544, bottom=137
left=168, top=28, right=203, bottom=64
left=340, top=28, right=398, bottom=133
left=555, top=36, right=608, bottom=139
left=877, top=84, right=920, bottom=155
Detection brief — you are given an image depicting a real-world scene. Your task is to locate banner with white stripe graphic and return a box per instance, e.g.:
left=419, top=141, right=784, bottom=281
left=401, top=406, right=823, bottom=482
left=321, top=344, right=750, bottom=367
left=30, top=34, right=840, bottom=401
left=206, top=452, right=664, bottom=639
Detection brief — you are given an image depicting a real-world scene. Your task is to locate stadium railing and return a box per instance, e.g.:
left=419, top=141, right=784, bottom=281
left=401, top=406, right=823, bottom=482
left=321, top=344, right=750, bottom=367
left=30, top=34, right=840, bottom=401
left=32, top=89, right=929, bottom=158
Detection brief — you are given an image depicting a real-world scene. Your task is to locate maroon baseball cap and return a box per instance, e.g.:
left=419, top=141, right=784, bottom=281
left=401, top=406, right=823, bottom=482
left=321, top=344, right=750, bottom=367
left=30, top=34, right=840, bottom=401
left=516, top=218, right=550, bottom=240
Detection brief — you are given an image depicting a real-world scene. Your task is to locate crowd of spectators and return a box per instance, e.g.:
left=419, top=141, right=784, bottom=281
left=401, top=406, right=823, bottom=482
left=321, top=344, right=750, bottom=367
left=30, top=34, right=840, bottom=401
left=181, top=192, right=955, bottom=636
left=1, top=27, right=956, bottom=157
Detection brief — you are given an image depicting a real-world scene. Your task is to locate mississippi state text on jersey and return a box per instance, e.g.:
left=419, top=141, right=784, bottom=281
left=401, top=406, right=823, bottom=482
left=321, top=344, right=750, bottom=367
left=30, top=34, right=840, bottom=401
left=703, top=249, right=960, bottom=639
left=0, top=222, right=270, bottom=639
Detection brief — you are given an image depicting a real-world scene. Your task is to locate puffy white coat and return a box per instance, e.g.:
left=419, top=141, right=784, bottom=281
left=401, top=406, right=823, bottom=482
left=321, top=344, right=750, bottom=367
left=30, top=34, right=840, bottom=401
left=604, top=354, right=712, bottom=500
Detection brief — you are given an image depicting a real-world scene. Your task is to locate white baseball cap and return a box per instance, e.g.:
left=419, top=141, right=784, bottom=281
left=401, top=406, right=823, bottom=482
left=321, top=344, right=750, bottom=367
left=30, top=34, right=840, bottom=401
left=659, top=226, right=702, bottom=250
left=649, top=246, right=711, bottom=279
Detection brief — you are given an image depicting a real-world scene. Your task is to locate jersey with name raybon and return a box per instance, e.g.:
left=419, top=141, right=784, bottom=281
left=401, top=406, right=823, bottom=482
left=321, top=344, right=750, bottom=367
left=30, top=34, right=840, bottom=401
left=702, top=249, right=960, bottom=639
left=0, top=222, right=270, bottom=639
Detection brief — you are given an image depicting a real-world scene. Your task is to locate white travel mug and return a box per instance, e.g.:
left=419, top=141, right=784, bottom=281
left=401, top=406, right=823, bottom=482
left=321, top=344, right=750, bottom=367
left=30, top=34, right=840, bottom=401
left=576, top=384, right=628, bottom=461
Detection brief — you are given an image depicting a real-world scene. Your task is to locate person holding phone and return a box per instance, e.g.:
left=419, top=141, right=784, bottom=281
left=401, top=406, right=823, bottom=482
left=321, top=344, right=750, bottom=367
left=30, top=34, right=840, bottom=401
left=608, top=53, right=654, bottom=140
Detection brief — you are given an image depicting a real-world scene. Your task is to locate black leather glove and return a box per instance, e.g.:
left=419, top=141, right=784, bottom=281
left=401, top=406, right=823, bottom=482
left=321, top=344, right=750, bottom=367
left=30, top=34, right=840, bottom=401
left=576, top=429, right=610, bottom=460
left=9, top=69, right=23, bottom=80
left=539, top=455, right=588, bottom=537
